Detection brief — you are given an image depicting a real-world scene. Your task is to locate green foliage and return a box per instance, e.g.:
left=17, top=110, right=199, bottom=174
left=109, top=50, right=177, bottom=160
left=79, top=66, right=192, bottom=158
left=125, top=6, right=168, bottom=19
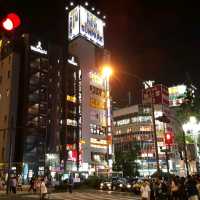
left=113, top=144, right=139, bottom=177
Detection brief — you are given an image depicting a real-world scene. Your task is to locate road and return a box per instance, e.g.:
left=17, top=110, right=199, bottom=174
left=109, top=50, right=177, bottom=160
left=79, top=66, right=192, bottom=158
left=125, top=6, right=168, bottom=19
left=0, top=190, right=140, bottom=200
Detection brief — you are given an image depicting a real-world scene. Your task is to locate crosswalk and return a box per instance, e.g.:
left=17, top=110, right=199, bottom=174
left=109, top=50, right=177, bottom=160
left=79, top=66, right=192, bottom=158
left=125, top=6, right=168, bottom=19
left=48, top=191, right=140, bottom=200
left=0, top=190, right=140, bottom=200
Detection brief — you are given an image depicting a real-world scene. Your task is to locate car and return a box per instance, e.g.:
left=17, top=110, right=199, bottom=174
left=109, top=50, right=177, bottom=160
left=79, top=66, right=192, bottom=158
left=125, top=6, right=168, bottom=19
left=100, top=180, right=113, bottom=190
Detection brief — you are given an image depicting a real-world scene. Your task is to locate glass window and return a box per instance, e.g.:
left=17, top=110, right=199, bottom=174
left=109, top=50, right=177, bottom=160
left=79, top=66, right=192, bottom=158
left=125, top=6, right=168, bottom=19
left=7, top=70, right=11, bottom=79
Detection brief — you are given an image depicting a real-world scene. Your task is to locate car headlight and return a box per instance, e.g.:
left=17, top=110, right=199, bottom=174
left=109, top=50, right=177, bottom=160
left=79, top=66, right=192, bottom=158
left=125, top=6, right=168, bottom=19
left=119, top=183, right=123, bottom=187
left=107, top=183, right=111, bottom=187
left=100, top=183, right=104, bottom=186
left=127, top=184, right=131, bottom=188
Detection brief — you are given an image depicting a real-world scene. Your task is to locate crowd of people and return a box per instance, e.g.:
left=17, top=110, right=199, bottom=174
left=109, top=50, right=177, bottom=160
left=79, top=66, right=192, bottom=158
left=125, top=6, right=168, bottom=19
left=140, top=175, right=200, bottom=200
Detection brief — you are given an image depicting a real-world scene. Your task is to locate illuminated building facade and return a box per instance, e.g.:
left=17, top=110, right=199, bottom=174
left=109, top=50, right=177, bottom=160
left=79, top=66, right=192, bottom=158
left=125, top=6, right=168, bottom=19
left=0, top=33, right=81, bottom=179
left=68, top=5, right=112, bottom=173
left=113, top=104, right=180, bottom=176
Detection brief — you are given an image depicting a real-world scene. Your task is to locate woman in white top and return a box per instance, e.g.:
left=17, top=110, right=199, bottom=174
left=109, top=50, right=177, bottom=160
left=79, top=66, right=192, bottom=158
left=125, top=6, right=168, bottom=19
left=140, top=180, right=151, bottom=200
left=40, top=178, right=47, bottom=200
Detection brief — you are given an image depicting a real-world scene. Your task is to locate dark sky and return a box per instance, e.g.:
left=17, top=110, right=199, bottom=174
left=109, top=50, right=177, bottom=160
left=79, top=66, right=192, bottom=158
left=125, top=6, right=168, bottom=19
left=1, top=0, right=200, bottom=103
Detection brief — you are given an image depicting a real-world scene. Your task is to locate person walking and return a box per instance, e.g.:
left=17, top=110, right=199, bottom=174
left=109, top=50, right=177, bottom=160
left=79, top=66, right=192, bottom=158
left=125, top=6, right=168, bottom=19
left=10, top=177, right=17, bottom=194
left=40, top=178, right=48, bottom=200
left=185, top=176, right=199, bottom=200
left=171, top=178, right=179, bottom=200
left=68, top=174, right=74, bottom=193
left=17, top=175, right=22, bottom=191
left=140, top=180, right=151, bottom=200
left=28, top=177, right=36, bottom=192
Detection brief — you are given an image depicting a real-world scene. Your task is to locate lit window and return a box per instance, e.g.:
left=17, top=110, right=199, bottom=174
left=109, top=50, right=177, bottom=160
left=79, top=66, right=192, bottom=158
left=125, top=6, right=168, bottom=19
left=0, top=93, right=2, bottom=100
left=66, top=95, right=76, bottom=103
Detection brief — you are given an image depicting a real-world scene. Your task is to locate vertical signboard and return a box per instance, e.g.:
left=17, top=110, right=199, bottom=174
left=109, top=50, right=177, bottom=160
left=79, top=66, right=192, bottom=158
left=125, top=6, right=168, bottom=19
left=142, top=84, right=169, bottom=106
left=68, top=6, right=80, bottom=40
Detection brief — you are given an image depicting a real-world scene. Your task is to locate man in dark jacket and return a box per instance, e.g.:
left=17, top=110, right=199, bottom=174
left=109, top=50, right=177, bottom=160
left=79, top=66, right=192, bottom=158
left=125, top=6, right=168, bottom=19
left=185, top=176, right=199, bottom=200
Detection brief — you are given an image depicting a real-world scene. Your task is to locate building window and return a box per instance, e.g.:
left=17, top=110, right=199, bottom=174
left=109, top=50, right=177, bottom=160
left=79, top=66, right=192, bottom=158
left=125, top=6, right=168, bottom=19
left=7, top=70, right=11, bottom=79
left=0, top=93, right=2, bottom=101
left=0, top=76, right=2, bottom=84
left=4, top=115, right=7, bottom=122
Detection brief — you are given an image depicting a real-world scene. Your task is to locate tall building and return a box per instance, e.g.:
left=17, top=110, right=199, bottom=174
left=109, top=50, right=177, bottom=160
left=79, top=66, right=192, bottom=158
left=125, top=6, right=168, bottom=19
left=0, top=34, right=80, bottom=180
left=67, top=5, right=112, bottom=173
left=113, top=103, right=180, bottom=176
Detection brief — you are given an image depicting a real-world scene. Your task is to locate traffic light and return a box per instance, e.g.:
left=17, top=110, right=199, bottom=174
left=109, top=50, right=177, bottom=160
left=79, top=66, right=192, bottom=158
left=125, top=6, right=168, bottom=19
left=1, top=13, right=21, bottom=31
left=165, top=132, right=173, bottom=146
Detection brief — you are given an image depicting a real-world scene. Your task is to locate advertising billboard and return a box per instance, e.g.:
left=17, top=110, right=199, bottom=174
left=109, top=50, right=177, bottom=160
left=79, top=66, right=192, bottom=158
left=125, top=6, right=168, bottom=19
left=168, top=85, right=187, bottom=107
left=79, top=6, right=104, bottom=47
left=68, top=6, right=105, bottom=47
left=68, top=6, right=80, bottom=40
left=142, top=84, right=169, bottom=105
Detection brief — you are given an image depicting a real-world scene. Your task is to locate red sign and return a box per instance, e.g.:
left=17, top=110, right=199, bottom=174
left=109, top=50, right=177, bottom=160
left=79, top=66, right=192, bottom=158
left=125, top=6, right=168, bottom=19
left=142, top=84, right=169, bottom=105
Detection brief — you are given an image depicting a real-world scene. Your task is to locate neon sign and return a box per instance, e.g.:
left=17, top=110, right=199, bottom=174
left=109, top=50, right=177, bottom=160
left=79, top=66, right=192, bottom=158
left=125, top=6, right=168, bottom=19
left=30, top=41, right=47, bottom=55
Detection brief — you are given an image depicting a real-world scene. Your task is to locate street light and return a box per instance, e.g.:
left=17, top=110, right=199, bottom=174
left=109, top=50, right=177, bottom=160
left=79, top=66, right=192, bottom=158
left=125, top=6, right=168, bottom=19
left=102, top=66, right=112, bottom=172
left=102, top=66, right=112, bottom=78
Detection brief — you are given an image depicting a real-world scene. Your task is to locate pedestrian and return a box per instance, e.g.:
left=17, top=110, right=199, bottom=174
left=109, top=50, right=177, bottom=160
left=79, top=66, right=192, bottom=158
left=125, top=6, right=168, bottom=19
left=0, top=177, right=4, bottom=191
left=171, top=177, right=179, bottom=200
left=178, top=177, right=187, bottom=200
left=10, top=177, right=17, bottom=194
left=196, top=177, right=200, bottom=197
left=68, top=174, right=74, bottom=193
left=185, top=176, right=199, bottom=200
left=40, top=178, right=48, bottom=200
left=17, top=175, right=23, bottom=191
left=28, top=177, right=36, bottom=192
left=140, top=180, right=151, bottom=200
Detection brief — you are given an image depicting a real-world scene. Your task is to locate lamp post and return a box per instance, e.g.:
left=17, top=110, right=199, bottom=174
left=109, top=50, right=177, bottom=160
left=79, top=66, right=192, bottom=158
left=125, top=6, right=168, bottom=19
left=101, top=68, right=160, bottom=172
left=102, top=66, right=113, bottom=172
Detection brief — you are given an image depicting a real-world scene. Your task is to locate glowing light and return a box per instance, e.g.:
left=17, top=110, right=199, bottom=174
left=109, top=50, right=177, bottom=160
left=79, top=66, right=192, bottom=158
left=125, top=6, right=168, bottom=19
left=2, top=18, right=13, bottom=31
left=65, top=6, right=69, bottom=10
left=102, top=66, right=112, bottom=78
left=97, top=11, right=101, bottom=15
left=103, top=15, right=106, bottom=19
left=70, top=2, right=74, bottom=6
left=190, top=116, right=197, bottom=124
left=85, top=2, right=89, bottom=6
left=2, top=13, right=21, bottom=31
left=92, top=7, right=95, bottom=11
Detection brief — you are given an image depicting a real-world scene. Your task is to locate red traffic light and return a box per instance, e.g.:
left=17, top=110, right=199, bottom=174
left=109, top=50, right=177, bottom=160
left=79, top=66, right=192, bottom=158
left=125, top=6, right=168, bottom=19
left=165, top=132, right=173, bottom=145
left=2, top=13, right=21, bottom=31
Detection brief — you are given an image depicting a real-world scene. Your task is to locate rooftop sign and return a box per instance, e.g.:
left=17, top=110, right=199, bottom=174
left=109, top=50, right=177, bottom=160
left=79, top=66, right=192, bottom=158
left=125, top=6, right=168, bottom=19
left=68, top=6, right=105, bottom=47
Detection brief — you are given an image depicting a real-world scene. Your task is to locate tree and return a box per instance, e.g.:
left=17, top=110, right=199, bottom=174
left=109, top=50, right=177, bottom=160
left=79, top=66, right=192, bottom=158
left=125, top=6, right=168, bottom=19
left=112, top=144, right=139, bottom=177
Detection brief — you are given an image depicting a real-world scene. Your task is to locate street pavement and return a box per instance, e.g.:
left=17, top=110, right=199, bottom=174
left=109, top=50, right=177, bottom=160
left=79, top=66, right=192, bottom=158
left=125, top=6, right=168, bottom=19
left=0, top=189, right=140, bottom=200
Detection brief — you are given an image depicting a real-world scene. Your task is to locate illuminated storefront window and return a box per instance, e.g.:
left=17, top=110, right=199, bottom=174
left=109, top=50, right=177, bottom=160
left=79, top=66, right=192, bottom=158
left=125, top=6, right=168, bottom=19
left=66, top=95, right=76, bottom=103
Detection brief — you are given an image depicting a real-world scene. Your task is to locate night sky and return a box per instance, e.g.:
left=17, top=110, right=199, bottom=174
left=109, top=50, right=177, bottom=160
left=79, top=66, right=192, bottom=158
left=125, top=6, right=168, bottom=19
left=1, top=0, right=200, bottom=104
